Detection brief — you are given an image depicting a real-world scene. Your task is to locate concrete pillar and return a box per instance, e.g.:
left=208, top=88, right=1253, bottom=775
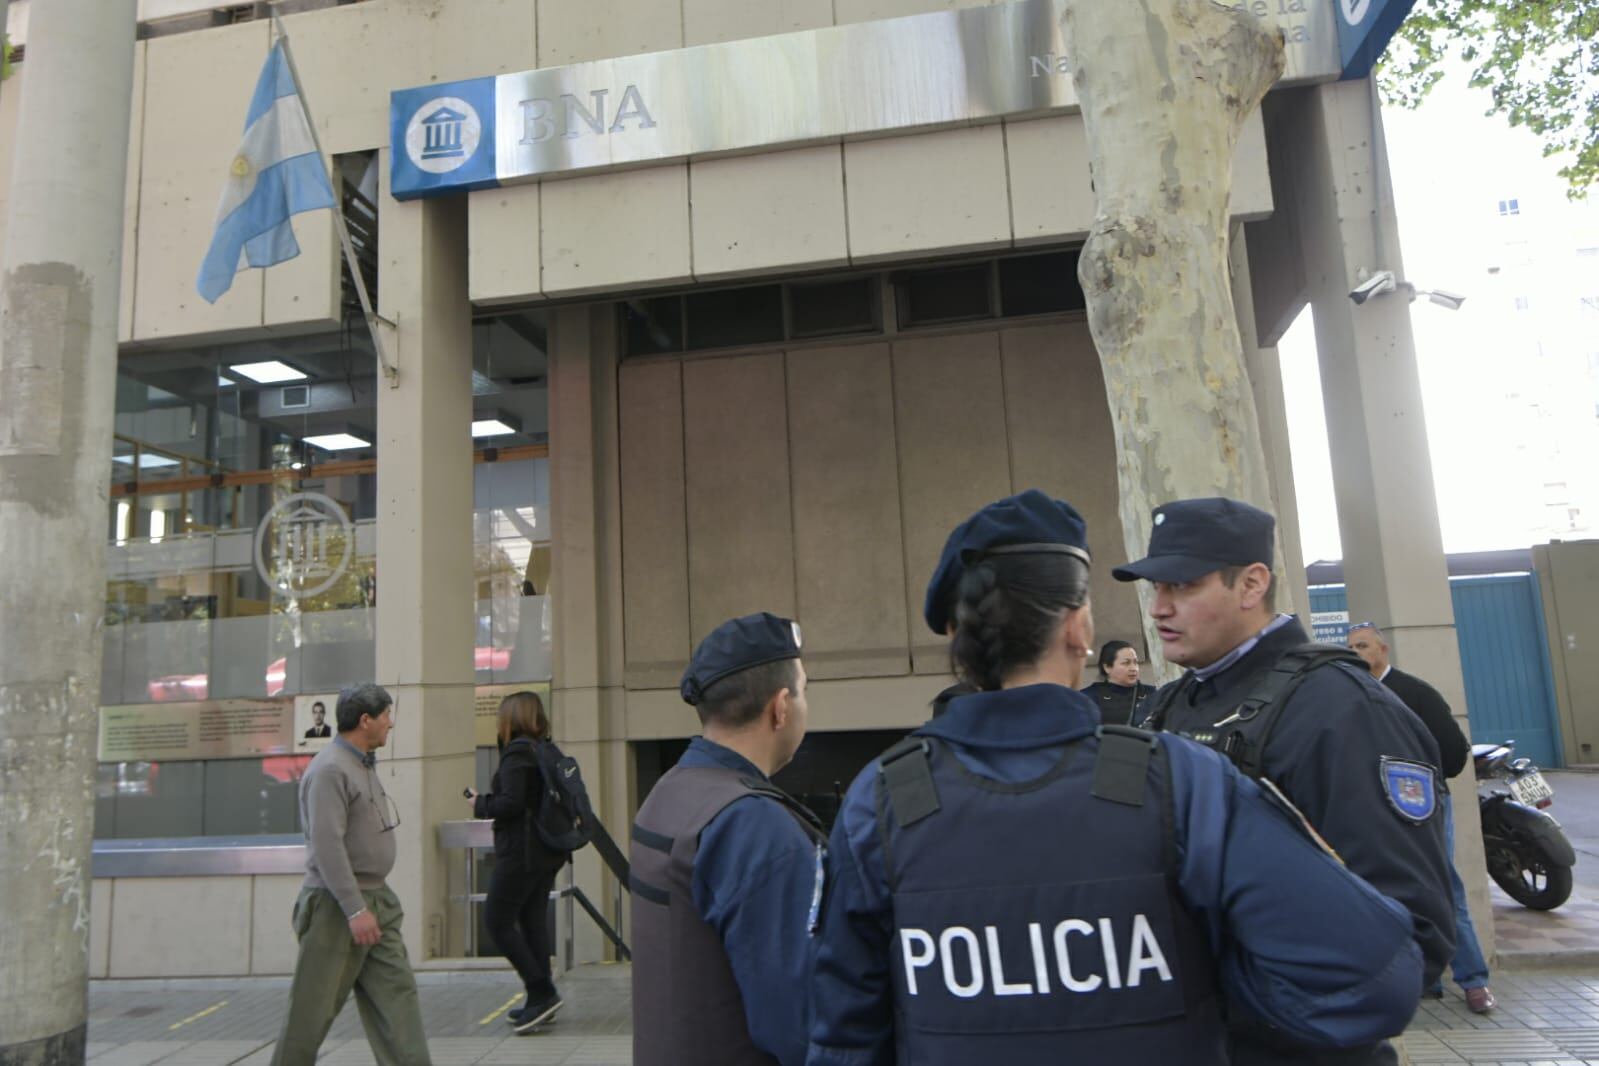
left=1289, top=79, right=1492, bottom=957
left=0, top=2, right=135, bottom=1061
left=374, top=154, right=476, bottom=962
left=546, top=304, right=631, bottom=964
left=1230, top=223, right=1310, bottom=622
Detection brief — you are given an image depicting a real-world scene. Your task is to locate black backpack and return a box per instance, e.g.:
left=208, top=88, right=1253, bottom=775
left=530, top=739, right=596, bottom=852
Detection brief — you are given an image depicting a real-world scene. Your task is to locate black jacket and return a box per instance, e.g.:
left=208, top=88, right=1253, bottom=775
left=1382, top=668, right=1469, bottom=779
left=1152, top=619, right=1455, bottom=1063
left=1080, top=680, right=1158, bottom=727
left=474, top=736, right=561, bottom=863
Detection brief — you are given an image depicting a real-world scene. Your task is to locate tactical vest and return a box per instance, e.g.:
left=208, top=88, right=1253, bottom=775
left=1143, top=643, right=1367, bottom=780
left=629, top=764, right=826, bottom=1066
left=874, top=726, right=1225, bottom=1066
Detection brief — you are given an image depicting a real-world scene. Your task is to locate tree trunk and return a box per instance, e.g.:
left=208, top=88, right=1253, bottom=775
left=0, top=3, right=136, bottom=1063
left=1061, top=0, right=1287, bottom=676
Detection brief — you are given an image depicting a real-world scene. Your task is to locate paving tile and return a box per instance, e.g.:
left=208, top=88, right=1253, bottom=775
left=155, top=1042, right=271, bottom=1065
left=89, top=1042, right=192, bottom=1066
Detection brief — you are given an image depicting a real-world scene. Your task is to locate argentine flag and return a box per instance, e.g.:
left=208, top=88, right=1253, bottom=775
left=196, top=40, right=335, bottom=304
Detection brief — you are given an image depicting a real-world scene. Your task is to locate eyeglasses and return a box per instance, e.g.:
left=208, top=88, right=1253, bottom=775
left=368, top=775, right=402, bottom=833
left=1348, top=621, right=1379, bottom=633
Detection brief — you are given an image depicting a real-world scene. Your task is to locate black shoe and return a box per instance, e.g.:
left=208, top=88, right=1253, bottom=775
left=512, top=994, right=563, bottom=1034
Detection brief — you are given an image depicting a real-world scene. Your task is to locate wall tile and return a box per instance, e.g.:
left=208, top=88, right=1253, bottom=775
left=691, top=146, right=848, bottom=280
left=845, top=125, right=1011, bottom=263
left=541, top=166, right=692, bottom=296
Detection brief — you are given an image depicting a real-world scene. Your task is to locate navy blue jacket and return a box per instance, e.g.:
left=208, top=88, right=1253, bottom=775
left=806, top=685, right=1424, bottom=1065
left=682, top=737, right=825, bottom=1066
left=1153, top=618, right=1455, bottom=996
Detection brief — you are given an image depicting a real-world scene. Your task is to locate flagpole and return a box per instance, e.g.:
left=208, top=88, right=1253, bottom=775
left=267, top=7, right=399, bottom=388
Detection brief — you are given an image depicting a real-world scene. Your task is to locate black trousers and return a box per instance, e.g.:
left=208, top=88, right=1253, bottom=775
left=484, top=848, right=565, bottom=1000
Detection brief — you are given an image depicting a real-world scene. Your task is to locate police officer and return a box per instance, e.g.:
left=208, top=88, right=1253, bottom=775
left=630, top=612, right=827, bottom=1066
left=1116, top=497, right=1456, bottom=1065
left=807, top=490, right=1426, bottom=1066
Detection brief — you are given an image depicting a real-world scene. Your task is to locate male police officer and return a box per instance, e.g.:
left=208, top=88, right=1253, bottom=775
left=630, top=613, right=827, bottom=1066
left=807, top=490, right=1426, bottom=1066
left=1118, top=497, right=1455, bottom=1066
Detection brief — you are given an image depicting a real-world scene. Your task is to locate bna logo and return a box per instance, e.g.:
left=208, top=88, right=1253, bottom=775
left=405, top=96, right=483, bottom=174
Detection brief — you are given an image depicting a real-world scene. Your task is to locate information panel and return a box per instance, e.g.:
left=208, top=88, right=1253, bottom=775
left=99, top=700, right=293, bottom=762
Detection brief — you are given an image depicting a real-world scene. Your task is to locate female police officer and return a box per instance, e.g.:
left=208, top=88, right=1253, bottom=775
left=805, top=491, right=1426, bottom=1066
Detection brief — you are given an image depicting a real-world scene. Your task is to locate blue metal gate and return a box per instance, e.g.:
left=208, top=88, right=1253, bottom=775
left=1308, top=575, right=1563, bottom=767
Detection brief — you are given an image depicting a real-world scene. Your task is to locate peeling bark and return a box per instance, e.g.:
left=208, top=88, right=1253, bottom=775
left=1062, top=0, right=1286, bottom=677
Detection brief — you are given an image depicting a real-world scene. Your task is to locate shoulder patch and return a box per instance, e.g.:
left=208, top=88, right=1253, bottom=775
left=1379, top=757, right=1437, bottom=823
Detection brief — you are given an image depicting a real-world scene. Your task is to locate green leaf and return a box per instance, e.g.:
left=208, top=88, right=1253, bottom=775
left=1378, top=0, right=1597, bottom=199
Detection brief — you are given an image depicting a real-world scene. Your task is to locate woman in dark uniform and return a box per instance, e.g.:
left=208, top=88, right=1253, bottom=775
left=464, top=692, right=567, bottom=1032
left=1081, top=639, right=1157, bottom=726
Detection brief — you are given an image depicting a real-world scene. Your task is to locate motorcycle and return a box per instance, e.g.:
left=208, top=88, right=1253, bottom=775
left=1473, top=741, right=1575, bottom=910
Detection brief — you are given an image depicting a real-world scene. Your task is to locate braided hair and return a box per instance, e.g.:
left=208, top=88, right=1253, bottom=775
left=948, top=552, right=1091, bottom=692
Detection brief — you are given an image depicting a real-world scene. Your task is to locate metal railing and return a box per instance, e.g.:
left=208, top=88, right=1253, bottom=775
left=437, top=818, right=630, bottom=966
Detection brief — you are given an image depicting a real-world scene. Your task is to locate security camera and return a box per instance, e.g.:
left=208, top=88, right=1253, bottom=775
left=1422, top=289, right=1466, bottom=311
left=1349, top=270, right=1397, bottom=305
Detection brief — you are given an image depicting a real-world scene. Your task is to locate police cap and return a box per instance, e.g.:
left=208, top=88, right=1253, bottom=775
left=1111, top=497, right=1274, bottom=584
left=922, top=490, right=1090, bottom=636
left=680, top=612, right=803, bottom=706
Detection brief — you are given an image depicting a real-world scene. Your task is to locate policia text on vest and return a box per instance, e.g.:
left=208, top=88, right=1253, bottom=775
left=899, top=889, right=1177, bottom=1003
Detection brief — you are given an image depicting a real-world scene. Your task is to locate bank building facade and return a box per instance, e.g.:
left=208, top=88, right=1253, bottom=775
left=0, top=0, right=1467, bottom=977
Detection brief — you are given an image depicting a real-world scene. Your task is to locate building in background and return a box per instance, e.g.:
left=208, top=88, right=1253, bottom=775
left=0, top=0, right=1472, bottom=979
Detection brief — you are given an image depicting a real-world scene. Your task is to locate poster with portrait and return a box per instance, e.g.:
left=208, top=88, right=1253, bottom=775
left=295, top=694, right=339, bottom=750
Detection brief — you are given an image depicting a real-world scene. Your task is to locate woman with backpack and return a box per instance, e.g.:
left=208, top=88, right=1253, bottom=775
left=465, top=691, right=567, bottom=1033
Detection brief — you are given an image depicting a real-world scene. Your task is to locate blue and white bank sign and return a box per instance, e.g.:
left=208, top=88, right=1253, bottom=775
left=1335, top=0, right=1417, bottom=80
left=388, top=0, right=1344, bottom=201
left=391, top=79, right=497, bottom=200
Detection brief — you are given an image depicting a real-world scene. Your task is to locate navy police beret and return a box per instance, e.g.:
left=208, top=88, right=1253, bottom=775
left=1111, top=497, right=1274, bottom=584
left=922, top=490, right=1090, bottom=636
left=681, top=612, right=804, bottom=706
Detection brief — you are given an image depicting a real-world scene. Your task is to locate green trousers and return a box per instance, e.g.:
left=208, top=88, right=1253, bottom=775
left=270, top=885, right=432, bottom=1066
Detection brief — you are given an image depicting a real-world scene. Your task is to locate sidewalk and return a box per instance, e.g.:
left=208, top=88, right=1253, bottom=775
left=85, top=961, right=1599, bottom=1066
left=1494, top=884, right=1599, bottom=967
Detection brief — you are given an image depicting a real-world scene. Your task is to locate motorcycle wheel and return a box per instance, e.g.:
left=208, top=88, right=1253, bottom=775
left=1488, top=841, right=1574, bottom=910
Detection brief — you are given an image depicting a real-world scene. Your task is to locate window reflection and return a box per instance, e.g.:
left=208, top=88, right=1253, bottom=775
left=98, top=311, right=551, bottom=840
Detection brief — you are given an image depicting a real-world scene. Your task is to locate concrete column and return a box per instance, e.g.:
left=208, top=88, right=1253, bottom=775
left=546, top=304, right=631, bottom=964
left=374, top=155, right=476, bottom=962
left=1230, top=223, right=1310, bottom=622
left=1289, top=79, right=1491, bottom=956
left=0, top=2, right=135, bottom=1061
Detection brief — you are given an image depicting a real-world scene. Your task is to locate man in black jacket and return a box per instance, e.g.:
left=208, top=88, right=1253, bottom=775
left=1348, top=621, right=1495, bottom=1013
left=1117, top=498, right=1455, bottom=1066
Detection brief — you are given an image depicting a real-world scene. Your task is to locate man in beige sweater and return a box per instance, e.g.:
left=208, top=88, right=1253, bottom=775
left=271, top=683, right=431, bottom=1066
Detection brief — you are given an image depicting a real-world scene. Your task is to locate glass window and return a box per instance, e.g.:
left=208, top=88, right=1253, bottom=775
left=789, top=277, right=880, bottom=339
left=105, top=332, right=381, bottom=708
left=998, top=250, right=1086, bottom=317
left=895, top=263, right=995, bottom=327
left=683, top=284, right=785, bottom=350
left=98, top=311, right=552, bottom=841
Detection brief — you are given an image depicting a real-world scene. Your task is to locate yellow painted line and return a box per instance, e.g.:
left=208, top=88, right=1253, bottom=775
left=479, top=994, right=522, bottom=1026
left=168, top=1000, right=228, bottom=1031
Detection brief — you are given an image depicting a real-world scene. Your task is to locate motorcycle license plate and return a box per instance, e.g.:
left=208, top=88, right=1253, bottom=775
left=1510, top=772, right=1554, bottom=806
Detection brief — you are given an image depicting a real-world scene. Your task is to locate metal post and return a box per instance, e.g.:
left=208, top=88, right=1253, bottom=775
left=464, top=847, right=476, bottom=957
left=563, top=861, right=576, bottom=971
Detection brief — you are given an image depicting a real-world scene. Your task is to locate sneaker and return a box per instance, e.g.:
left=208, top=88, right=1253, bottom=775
left=512, top=995, right=563, bottom=1034
left=1424, top=986, right=1445, bottom=999
left=1464, top=986, right=1496, bottom=1014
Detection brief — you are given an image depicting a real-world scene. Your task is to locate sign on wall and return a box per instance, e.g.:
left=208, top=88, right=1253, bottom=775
left=99, top=700, right=293, bottom=762
left=1334, top=0, right=1417, bottom=79
left=389, top=0, right=1340, bottom=200
left=1311, top=609, right=1352, bottom=644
